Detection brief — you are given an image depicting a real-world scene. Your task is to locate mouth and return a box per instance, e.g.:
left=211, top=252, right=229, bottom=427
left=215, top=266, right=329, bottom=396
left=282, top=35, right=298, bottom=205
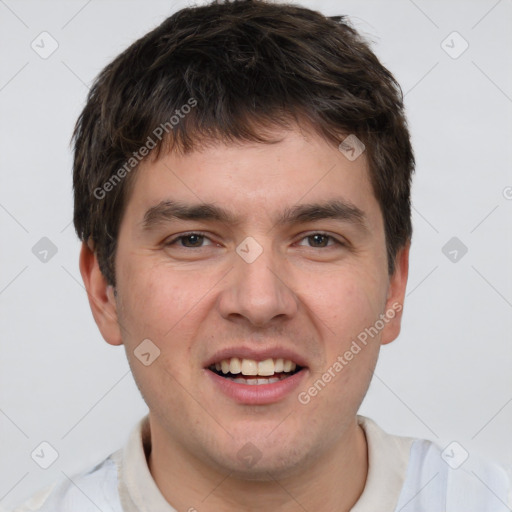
left=205, top=354, right=308, bottom=405
left=208, top=357, right=303, bottom=385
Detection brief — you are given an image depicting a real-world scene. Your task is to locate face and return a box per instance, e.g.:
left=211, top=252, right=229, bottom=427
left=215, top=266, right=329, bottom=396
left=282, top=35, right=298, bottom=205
left=83, top=127, right=408, bottom=479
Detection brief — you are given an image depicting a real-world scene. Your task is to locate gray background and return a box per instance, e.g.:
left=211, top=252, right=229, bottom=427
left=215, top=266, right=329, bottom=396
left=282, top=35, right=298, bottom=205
left=1, top=0, right=511, bottom=508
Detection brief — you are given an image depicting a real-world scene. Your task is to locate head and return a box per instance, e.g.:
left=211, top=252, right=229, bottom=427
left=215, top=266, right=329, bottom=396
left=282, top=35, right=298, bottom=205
left=76, top=0, right=413, bottom=480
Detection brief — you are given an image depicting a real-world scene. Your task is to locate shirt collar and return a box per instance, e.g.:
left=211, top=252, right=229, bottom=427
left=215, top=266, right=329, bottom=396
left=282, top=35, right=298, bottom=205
left=351, top=416, right=413, bottom=511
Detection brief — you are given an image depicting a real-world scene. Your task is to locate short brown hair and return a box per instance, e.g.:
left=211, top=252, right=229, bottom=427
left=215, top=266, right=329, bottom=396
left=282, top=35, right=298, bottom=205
left=73, top=0, right=414, bottom=286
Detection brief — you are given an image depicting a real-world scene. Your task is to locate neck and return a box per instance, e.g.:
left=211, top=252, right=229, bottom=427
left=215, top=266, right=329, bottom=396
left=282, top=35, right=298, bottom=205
left=147, top=417, right=368, bottom=512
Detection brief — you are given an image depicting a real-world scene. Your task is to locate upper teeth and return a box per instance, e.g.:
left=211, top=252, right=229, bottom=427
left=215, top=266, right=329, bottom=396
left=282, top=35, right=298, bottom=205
left=213, top=358, right=297, bottom=376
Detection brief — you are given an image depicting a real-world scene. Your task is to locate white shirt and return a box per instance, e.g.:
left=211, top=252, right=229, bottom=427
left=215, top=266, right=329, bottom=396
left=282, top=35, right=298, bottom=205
left=13, top=416, right=512, bottom=512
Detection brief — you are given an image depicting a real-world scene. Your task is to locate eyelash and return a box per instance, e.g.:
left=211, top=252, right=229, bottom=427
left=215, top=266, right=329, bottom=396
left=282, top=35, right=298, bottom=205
left=165, top=232, right=216, bottom=248
left=164, top=231, right=345, bottom=249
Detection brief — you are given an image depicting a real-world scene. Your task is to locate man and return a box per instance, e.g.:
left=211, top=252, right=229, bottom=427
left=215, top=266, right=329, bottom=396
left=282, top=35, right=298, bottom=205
left=14, top=1, right=511, bottom=511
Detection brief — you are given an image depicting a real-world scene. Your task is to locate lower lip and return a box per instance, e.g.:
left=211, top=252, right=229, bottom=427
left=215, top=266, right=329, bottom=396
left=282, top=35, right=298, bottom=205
left=205, top=369, right=308, bottom=405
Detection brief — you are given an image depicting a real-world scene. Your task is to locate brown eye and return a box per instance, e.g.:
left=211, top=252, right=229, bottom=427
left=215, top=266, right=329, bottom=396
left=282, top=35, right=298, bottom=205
left=297, top=233, right=341, bottom=248
left=165, top=233, right=213, bottom=248
left=180, top=234, right=205, bottom=247
left=307, top=234, right=330, bottom=247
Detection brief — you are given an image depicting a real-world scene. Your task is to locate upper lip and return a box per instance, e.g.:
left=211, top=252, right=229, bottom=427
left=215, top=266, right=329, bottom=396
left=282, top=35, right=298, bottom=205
left=204, top=346, right=309, bottom=369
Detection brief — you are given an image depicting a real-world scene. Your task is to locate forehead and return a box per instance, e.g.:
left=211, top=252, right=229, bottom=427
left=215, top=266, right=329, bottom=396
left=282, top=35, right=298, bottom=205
left=123, top=128, right=381, bottom=231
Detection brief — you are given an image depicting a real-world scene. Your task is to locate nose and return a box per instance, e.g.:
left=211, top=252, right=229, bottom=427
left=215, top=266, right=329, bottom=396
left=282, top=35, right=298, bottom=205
left=217, top=245, right=298, bottom=327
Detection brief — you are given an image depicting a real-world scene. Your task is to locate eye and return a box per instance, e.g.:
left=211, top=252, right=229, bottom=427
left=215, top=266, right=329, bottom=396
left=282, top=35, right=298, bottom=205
left=165, top=232, right=214, bottom=248
left=296, top=233, right=343, bottom=248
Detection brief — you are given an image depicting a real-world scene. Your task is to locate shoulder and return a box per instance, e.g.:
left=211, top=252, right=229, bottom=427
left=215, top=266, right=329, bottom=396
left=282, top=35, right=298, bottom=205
left=357, top=416, right=512, bottom=511
left=397, top=437, right=512, bottom=511
left=11, top=453, right=122, bottom=512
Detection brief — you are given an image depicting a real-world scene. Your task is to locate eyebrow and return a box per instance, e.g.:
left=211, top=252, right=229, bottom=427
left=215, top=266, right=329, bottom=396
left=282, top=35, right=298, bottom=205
left=142, top=200, right=238, bottom=230
left=141, top=199, right=368, bottom=233
left=278, top=201, right=367, bottom=231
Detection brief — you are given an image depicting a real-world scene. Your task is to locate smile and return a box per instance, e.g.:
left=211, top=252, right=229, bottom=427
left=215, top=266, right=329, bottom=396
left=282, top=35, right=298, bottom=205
left=209, top=357, right=302, bottom=385
left=205, top=354, right=308, bottom=405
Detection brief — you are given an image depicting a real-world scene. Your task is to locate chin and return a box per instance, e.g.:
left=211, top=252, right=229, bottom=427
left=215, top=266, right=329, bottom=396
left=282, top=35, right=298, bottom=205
left=203, top=431, right=320, bottom=481
left=220, top=452, right=308, bottom=482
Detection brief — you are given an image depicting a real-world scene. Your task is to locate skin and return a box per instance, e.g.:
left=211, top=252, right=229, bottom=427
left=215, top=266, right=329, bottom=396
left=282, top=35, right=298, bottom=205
left=80, top=126, right=409, bottom=511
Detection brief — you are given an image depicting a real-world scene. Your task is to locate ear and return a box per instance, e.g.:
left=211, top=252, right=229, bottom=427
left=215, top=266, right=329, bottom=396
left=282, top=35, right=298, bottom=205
left=79, top=241, right=123, bottom=346
left=380, top=242, right=410, bottom=346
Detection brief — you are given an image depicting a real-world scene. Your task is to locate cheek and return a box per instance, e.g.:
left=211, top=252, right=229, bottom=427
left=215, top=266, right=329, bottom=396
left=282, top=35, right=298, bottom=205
left=115, top=260, right=228, bottom=409
left=307, top=277, right=383, bottom=417
left=299, top=266, right=388, bottom=339
left=115, top=259, right=209, bottom=346
left=115, top=264, right=207, bottom=414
